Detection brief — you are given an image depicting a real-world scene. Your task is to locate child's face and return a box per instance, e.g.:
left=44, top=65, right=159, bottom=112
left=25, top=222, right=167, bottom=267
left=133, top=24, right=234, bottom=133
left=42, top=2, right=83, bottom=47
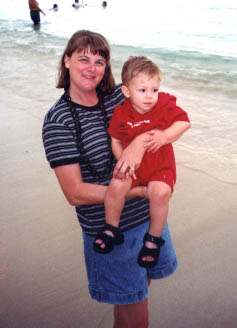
left=122, top=73, right=160, bottom=115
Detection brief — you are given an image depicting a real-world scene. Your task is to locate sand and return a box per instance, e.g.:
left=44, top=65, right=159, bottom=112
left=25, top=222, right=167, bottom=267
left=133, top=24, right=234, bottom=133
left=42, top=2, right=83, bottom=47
left=1, top=54, right=237, bottom=328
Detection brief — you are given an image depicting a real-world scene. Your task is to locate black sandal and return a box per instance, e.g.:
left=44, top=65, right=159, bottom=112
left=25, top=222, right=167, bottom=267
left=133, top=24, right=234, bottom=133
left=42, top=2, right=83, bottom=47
left=137, top=233, right=165, bottom=268
left=93, top=224, right=124, bottom=254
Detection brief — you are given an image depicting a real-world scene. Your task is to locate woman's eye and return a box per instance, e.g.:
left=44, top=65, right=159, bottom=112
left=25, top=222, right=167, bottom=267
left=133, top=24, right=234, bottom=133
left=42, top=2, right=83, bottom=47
left=96, top=61, right=105, bottom=66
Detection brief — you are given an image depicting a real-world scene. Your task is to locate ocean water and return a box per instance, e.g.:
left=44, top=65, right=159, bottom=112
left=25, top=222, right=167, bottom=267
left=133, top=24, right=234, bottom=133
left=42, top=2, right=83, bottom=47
left=0, top=0, right=237, bottom=184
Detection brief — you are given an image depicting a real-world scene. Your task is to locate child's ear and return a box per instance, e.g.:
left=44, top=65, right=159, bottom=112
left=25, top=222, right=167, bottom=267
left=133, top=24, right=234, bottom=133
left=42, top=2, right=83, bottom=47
left=121, top=85, right=130, bottom=98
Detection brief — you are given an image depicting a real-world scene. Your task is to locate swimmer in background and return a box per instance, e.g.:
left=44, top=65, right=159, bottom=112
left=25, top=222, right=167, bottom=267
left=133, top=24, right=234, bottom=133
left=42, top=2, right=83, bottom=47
left=52, top=4, right=58, bottom=12
left=102, top=1, right=107, bottom=8
left=48, top=4, right=58, bottom=12
left=72, top=0, right=80, bottom=8
left=28, top=0, right=46, bottom=25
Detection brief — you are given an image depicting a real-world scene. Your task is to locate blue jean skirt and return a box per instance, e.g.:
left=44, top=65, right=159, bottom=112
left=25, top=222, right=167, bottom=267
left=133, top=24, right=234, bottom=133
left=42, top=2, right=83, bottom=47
left=83, top=221, right=178, bottom=305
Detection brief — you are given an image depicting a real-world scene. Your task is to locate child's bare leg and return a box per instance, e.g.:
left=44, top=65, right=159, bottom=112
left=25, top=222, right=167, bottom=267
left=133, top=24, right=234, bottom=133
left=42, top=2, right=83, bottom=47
left=95, top=177, right=132, bottom=248
left=148, top=181, right=172, bottom=237
left=105, top=177, right=132, bottom=228
left=144, top=181, right=172, bottom=261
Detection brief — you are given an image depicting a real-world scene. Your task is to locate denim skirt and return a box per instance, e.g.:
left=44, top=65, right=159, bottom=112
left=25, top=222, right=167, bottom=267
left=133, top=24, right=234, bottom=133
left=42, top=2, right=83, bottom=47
left=83, top=221, right=178, bottom=305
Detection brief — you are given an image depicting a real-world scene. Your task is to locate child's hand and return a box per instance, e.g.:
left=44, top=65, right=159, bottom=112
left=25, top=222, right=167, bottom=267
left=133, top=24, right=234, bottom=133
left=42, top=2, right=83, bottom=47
left=143, top=129, right=168, bottom=152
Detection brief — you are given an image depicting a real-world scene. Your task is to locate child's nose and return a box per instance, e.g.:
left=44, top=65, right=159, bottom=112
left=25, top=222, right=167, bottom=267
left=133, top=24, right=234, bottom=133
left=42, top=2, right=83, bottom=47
left=146, top=92, right=153, bottom=98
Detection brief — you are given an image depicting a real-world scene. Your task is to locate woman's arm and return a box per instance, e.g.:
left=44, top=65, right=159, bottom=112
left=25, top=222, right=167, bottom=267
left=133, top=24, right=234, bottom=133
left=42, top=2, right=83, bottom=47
left=54, top=163, right=146, bottom=206
left=112, top=137, right=137, bottom=180
left=54, top=164, right=107, bottom=206
left=113, top=132, right=147, bottom=180
left=111, top=138, right=123, bottom=160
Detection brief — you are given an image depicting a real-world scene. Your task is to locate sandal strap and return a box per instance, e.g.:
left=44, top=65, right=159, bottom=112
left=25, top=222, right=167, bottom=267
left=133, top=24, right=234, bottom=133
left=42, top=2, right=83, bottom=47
left=104, top=224, right=121, bottom=237
left=139, top=246, right=160, bottom=257
left=137, top=245, right=160, bottom=268
left=96, top=231, right=113, bottom=245
left=143, top=233, right=165, bottom=246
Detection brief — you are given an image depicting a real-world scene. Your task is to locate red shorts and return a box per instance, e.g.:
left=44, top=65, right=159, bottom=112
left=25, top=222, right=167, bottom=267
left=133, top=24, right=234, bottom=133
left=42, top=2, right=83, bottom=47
left=131, top=167, right=175, bottom=192
left=130, top=145, right=176, bottom=192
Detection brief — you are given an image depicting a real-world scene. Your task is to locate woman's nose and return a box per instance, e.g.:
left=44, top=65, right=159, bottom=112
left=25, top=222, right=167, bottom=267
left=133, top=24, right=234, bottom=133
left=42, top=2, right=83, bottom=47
left=87, top=62, right=96, bottom=72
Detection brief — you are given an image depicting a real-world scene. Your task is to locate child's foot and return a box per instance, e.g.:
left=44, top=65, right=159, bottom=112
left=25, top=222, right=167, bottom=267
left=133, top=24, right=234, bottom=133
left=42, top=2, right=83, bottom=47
left=137, top=233, right=165, bottom=268
left=93, top=224, right=124, bottom=254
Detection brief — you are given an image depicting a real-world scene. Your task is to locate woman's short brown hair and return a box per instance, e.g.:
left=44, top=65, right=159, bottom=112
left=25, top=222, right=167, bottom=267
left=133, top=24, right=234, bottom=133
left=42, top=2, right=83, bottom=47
left=57, top=30, right=115, bottom=93
left=122, top=56, right=162, bottom=86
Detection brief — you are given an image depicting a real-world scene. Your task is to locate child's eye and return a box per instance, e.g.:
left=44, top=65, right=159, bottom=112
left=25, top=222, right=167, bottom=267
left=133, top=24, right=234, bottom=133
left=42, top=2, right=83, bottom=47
left=139, top=89, right=146, bottom=92
left=153, top=89, right=158, bottom=93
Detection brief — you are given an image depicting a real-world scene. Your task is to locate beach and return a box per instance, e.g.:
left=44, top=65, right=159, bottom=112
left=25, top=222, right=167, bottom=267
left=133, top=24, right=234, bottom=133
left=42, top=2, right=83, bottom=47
left=1, top=37, right=237, bottom=328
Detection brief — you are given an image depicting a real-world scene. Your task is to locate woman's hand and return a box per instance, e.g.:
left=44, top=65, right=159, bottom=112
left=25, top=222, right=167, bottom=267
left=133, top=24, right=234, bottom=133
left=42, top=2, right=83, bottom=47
left=127, top=186, right=149, bottom=199
left=113, top=133, right=146, bottom=180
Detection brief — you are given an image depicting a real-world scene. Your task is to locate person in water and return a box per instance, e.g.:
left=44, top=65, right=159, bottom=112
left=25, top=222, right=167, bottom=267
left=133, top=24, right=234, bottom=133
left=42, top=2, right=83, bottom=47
left=28, top=0, right=46, bottom=25
left=52, top=4, right=58, bottom=12
left=72, top=0, right=80, bottom=8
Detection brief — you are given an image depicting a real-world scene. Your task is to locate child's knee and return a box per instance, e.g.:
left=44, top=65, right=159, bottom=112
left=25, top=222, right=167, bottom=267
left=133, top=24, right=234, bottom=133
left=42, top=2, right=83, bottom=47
left=148, top=181, right=171, bottom=202
left=109, top=178, right=131, bottom=196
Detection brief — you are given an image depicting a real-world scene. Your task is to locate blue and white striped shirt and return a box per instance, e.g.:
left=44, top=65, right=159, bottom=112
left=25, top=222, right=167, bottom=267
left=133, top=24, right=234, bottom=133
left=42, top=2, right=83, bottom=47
left=42, top=85, right=150, bottom=235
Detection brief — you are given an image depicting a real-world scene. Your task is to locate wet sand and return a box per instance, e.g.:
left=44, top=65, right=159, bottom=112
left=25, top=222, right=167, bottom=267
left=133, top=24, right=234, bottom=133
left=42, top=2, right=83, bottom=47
left=1, top=56, right=237, bottom=328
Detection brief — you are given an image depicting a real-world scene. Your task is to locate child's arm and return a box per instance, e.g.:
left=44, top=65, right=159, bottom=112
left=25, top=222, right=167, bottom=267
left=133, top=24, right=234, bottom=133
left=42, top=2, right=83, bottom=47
left=145, top=120, right=191, bottom=153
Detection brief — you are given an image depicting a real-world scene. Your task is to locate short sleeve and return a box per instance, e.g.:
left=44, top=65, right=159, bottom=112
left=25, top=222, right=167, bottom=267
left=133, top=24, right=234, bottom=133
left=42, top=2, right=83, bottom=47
left=107, top=106, right=124, bottom=141
left=42, top=121, right=79, bottom=168
left=158, top=93, right=190, bottom=127
left=165, top=104, right=190, bottom=126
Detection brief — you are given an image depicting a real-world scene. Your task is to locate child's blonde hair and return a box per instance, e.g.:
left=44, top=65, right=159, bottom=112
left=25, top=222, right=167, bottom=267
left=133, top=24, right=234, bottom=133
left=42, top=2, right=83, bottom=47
left=121, top=56, right=162, bottom=86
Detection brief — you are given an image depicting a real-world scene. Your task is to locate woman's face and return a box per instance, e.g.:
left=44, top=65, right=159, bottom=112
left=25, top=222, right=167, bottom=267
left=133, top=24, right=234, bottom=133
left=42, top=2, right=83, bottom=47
left=64, top=49, right=106, bottom=94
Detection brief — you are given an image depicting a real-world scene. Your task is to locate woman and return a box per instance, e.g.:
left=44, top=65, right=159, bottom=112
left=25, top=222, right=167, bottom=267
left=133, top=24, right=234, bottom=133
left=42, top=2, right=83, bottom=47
left=42, top=30, right=188, bottom=327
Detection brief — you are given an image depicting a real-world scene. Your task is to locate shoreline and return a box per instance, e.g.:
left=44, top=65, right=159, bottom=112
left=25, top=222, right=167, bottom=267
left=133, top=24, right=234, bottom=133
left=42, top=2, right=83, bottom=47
left=1, top=39, right=236, bottom=184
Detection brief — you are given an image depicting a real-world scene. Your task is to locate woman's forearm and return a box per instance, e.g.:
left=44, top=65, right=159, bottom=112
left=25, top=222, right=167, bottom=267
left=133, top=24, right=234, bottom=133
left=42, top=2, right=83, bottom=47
left=113, top=132, right=147, bottom=179
left=54, top=164, right=108, bottom=206
left=126, top=186, right=148, bottom=199
left=69, top=182, right=108, bottom=206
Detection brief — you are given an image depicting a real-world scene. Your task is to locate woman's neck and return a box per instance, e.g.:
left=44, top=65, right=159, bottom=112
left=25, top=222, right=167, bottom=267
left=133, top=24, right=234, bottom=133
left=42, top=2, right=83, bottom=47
left=69, top=88, right=99, bottom=107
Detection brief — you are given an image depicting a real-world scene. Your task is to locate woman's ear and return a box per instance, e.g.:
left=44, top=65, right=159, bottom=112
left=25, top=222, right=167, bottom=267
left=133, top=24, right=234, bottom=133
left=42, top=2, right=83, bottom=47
left=64, top=55, right=70, bottom=69
left=121, top=85, right=130, bottom=98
